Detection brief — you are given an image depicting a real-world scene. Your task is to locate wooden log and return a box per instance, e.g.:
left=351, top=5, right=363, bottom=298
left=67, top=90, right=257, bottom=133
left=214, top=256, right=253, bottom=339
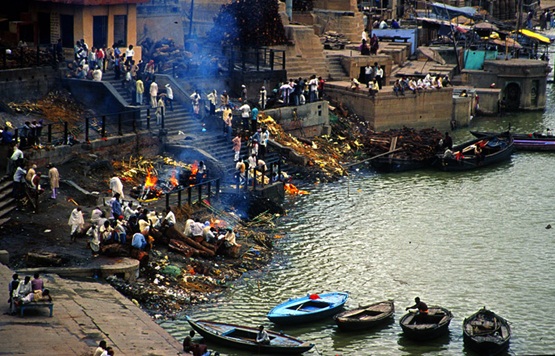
left=165, top=226, right=215, bottom=257
left=26, top=252, right=63, bottom=267
left=168, top=239, right=195, bottom=257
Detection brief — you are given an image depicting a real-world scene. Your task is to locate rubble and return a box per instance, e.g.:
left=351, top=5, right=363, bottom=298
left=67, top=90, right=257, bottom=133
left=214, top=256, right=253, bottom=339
left=321, top=31, right=351, bottom=50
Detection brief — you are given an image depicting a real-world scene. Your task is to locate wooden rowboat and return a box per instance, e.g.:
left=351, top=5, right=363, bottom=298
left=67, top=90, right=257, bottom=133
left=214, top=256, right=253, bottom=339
left=185, top=316, right=314, bottom=354
left=463, top=308, right=511, bottom=355
left=399, top=306, right=453, bottom=340
left=471, top=130, right=555, bottom=151
left=334, top=300, right=394, bottom=331
left=267, top=292, right=349, bottom=325
left=432, top=134, right=514, bottom=171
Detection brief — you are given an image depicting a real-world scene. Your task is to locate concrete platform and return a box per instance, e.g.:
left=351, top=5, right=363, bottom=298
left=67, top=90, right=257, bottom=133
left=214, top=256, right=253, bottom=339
left=0, top=263, right=185, bottom=355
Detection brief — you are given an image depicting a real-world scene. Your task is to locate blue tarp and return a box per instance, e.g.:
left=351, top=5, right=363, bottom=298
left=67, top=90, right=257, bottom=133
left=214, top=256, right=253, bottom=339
left=431, top=2, right=477, bottom=19
left=464, top=50, right=498, bottom=70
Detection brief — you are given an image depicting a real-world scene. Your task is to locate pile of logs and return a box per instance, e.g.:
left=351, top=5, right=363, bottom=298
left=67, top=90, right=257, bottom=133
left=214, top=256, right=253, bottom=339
left=321, top=31, right=350, bottom=50
left=360, top=127, right=444, bottom=160
left=164, top=226, right=216, bottom=258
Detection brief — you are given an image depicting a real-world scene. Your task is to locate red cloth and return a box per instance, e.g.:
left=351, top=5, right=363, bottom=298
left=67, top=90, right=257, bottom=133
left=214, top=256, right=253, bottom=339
left=309, top=293, right=320, bottom=300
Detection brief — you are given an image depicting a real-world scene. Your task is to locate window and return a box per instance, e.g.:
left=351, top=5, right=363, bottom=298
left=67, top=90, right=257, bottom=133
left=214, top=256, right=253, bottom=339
left=113, top=15, right=127, bottom=47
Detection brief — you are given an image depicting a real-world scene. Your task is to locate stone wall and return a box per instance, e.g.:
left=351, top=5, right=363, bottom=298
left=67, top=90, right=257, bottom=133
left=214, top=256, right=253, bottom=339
left=264, top=101, right=330, bottom=138
left=325, top=84, right=455, bottom=131
left=23, top=131, right=162, bottom=169
left=314, top=0, right=357, bottom=11
left=0, top=67, right=59, bottom=101
left=464, top=59, right=548, bottom=110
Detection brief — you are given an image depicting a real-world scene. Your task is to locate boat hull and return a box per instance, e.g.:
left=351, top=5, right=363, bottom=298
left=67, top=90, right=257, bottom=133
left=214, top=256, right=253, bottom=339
left=185, top=316, right=314, bottom=354
left=463, top=308, right=511, bottom=355
left=433, top=135, right=514, bottom=171
left=267, top=292, right=349, bottom=325
left=399, top=306, right=453, bottom=341
left=334, top=300, right=395, bottom=331
left=471, top=130, right=555, bottom=151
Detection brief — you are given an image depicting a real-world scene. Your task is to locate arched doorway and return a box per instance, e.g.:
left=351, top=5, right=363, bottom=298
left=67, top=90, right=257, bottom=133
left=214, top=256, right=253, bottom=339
left=504, top=82, right=521, bottom=110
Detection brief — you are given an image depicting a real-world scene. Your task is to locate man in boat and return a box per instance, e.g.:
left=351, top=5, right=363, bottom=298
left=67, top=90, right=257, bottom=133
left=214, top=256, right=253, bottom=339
left=441, top=132, right=453, bottom=150
left=406, top=297, right=428, bottom=323
left=256, top=325, right=271, bottom=345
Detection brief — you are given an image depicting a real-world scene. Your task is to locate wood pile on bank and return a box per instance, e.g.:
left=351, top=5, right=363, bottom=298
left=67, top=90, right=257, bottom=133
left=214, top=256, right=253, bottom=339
left=360, top=127, right=444, bottom=160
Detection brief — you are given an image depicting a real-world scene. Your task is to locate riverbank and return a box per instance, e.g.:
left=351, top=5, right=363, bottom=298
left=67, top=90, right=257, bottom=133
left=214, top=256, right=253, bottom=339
left=0, top=262, right=184, bottom=355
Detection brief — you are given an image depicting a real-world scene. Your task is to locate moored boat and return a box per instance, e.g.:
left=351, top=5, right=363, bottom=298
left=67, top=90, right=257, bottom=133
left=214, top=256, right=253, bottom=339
left=471, top=130, right=555, bottom=151
left=185, top=316, right=315, bottom=354
left=432, top=134, right=514, bottom=171
left=399, top=306, right=453, bottom=340
left=334, top=300, right=394, bottom=331
left=267, top=292, right=349, bottom=325
left=463, top=308, right=511, bottom=355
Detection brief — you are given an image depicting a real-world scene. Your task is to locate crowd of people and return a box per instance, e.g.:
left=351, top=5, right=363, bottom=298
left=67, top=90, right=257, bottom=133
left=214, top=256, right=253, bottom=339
left=65, top=175, right=243, bottom=261
left=392, top=74, right=451, bottom=96
left=276, top=75, right=325, bottom=106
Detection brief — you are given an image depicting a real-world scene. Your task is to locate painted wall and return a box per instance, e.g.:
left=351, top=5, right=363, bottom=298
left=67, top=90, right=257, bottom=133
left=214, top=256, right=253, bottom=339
left=31, top=2, right=142, bottom=58
left=371, top=28, right=418, bottom=54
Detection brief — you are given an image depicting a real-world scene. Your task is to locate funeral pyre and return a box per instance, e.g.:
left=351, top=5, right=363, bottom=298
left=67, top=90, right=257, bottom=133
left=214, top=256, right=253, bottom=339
left=114, top=156, right=202, bottom=202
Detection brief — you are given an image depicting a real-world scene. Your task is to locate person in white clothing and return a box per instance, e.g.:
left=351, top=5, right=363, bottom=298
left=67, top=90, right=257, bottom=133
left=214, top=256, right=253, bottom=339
left=150, top=79, right=158, bottom=108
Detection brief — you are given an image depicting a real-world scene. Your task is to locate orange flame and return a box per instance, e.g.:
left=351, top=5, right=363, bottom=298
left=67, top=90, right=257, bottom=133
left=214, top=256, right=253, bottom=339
left=145, top=168, right=158, bottom=188
left=284, top=183, right=309, bottom=195
left=190, top=161, right=199, bottom=176
left=170, top=169, right=178, bottom=187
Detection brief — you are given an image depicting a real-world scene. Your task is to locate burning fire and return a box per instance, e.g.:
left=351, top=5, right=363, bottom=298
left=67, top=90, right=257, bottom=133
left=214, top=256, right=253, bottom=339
left=145, top=168, right=158, bottom=188
left=284, top=183, right=309, bottom=195
left=170, top=168, right=179, bottom=187
left=191, top=161, right=199, bottom=176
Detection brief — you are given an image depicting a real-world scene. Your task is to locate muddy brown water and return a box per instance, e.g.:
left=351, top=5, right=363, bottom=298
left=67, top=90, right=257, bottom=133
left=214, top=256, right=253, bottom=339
left=160, top=85, right=555, bottom=355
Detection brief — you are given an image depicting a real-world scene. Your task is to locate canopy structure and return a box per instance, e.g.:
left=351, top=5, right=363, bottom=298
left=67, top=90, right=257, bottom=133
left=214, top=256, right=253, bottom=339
left=451, top=15, right=474, bottom=25
left=517, top=29, right=551, bottom=44
left=430, top=2, right=477, bottom=19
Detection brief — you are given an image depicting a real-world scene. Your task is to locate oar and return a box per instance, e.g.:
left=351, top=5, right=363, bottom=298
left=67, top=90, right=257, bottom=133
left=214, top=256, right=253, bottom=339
left=344, top=147, right=404, bottom=168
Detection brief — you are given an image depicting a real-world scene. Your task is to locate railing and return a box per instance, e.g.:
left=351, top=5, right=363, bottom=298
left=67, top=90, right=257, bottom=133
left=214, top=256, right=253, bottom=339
left=222, top=46, right=286, bottom=73
left=164, top=178, right=221, bottom=209
left=236, top=160, right=282, bottom=191
left=11, top=108, right=151, bottom=147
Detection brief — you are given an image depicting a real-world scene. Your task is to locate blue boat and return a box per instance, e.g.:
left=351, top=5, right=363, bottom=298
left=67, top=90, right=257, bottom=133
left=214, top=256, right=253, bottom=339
left=267, top=292, right=349, bottom=325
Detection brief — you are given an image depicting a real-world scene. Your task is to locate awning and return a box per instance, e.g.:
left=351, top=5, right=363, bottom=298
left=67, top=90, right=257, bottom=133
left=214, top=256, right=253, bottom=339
left=517, top=29, right=551, bottom=44
left=490, top=38, right=522, bottom=49
left=430, top=2, right=477, bottom=19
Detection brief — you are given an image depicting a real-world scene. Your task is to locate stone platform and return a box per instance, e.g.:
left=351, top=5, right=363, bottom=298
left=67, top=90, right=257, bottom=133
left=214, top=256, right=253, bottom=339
left=0, top=263, right=185, bottom=355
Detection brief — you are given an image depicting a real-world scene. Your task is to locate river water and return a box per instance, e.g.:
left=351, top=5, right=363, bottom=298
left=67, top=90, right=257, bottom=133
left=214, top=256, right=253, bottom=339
left=162, top=84, right=555, bottom=355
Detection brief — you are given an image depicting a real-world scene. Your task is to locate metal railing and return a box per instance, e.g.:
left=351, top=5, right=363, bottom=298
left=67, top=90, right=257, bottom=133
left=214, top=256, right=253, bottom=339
left=10, top=108, right=151, bottom=147
left=164, top=178, right=221, bottom=209
left=223, top=46, right=286, bottom=73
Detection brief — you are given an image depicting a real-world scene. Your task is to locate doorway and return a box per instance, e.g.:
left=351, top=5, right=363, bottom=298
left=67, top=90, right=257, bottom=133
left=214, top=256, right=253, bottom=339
left=60, top=14, right=74, bottom=48
left=93, top=16, right=108, bottom=49
left=504, top=82, right=521, bottom=110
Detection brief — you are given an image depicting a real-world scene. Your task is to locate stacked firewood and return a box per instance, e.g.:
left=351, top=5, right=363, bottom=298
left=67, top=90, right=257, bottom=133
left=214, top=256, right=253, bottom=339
left=360, top=127, right=444, bottom=160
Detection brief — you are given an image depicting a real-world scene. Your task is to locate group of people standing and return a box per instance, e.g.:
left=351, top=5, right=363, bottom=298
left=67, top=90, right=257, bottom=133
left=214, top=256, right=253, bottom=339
left=278, top=75, right=325, bottom=106
left=6, top=145, right=59, bottom=201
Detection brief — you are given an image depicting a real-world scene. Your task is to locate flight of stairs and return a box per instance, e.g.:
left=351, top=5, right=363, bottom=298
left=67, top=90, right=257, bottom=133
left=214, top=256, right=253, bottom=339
left=325, top=54, right=350, bottom=81
left=101, top=72, right=203, bottom=136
